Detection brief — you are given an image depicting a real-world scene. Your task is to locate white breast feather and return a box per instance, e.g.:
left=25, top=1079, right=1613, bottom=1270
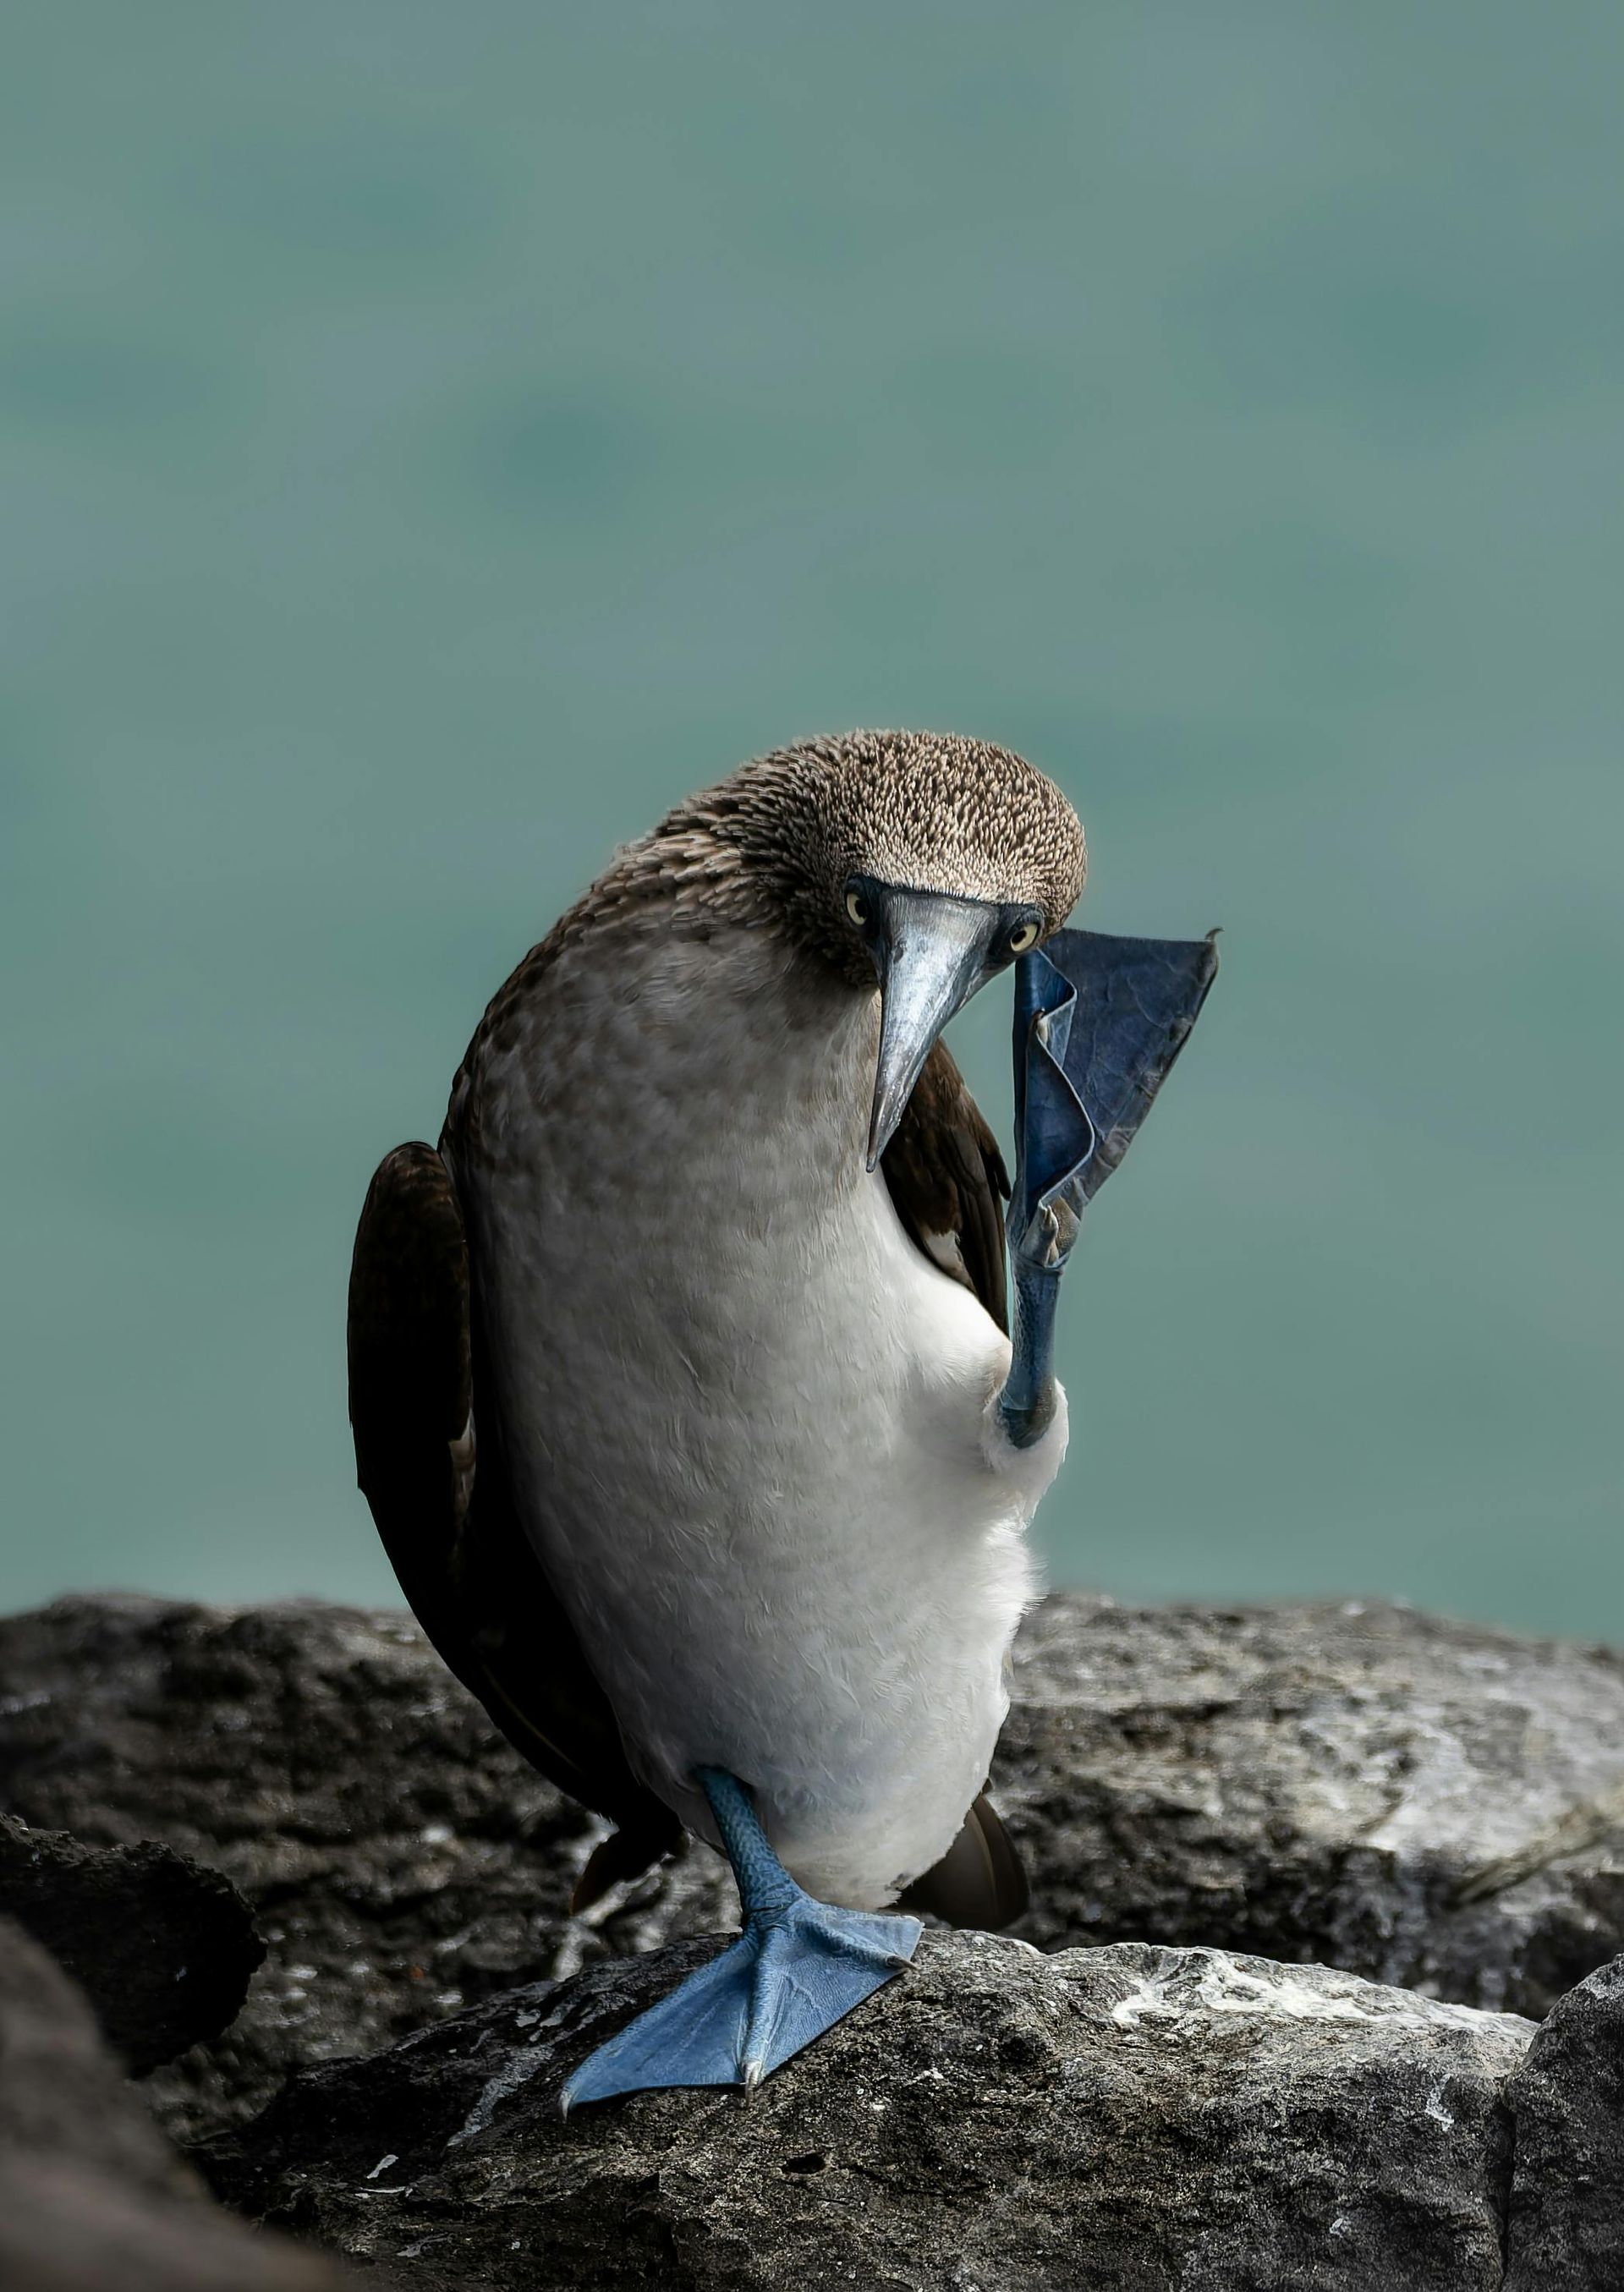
left=449, top=924, right=1068, bottom=1906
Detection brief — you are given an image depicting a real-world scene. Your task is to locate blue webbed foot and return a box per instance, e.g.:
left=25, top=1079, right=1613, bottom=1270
left=560, top=1892, right=919, bottom=2108
left=1001, top=927, right=1219, bottom=1446
left=561, top=1769, right=921, bottom=2110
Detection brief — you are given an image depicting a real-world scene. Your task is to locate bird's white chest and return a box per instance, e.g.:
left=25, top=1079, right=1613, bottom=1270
left=449, top=923, right=1066, bottom=1905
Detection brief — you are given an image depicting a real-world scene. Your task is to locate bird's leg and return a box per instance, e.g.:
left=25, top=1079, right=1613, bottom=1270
left=998, top=929, right=1220, bottom=1449
left=1000, top=1258, right=1068, bottom=1449
left=998, top=945, right=1094, bottom=1449
left=560, top=1768, right=921, bottom=2110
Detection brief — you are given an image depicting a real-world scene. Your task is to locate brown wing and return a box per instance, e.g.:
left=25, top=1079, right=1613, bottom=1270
left=882, top=1045, right=1029, bottom=1930
left=881, top=1038, right=1010, bottom=1333
left=346, top=1143, right=681, bottom=1909
left=900, top=1791, right=1029, bottom=1929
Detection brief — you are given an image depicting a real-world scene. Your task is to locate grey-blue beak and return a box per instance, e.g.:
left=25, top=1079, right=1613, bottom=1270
left=864, top=889, right=1003, bottom=1169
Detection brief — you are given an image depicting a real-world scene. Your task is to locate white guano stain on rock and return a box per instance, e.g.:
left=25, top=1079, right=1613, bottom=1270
left=1094, top=1944, right=1533, bottom=2043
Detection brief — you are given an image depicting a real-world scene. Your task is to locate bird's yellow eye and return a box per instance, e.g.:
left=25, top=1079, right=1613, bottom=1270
left=1008, top=918, right=1040, bottom=954
left=845, top=890, right=869, bottom=928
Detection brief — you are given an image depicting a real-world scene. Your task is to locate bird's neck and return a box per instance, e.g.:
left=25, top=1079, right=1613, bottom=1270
left=683, top=923, right=881, bottom=1170
left=458, top=912, right=882, bottom=1203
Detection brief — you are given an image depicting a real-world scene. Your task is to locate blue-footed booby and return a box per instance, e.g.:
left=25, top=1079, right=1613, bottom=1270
left=348, top=731, right=1215, bottom=2106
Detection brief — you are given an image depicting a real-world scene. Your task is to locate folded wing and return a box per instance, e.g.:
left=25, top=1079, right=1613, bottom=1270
left=346, top=1142, right=682, bottom=1909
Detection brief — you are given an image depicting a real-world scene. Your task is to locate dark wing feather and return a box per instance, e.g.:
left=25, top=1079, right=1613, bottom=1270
left=900, top=1791, right=1029, bottom=1930
left=882, top=1045, right=1029, bottom=1930
left=347, top=1143, right=681, bottom=1908
left=881, top=1038, right=1010, bottom=1332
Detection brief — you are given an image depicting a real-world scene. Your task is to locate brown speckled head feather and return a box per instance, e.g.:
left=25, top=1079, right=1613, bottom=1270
left=452, top=731, right=1086, bottom=1094
left=643, top=728, right=1087, bottom=980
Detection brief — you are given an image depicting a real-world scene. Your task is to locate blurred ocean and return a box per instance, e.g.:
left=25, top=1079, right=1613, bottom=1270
left=2, top=3, right=1620, bottom=1632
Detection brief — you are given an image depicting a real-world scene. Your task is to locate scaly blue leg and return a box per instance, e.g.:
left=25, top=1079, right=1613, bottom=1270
left=561, top=1768, right=921, bottom=2109
left=1000, top=928, right=1220, bottom=1448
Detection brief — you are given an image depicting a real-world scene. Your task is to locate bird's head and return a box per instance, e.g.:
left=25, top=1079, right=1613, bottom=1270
left=691, top=731, right=1087, bottom=1166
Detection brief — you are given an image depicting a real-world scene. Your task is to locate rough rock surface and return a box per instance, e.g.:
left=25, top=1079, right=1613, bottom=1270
left=0, top=1915, right=357, bottom=2292
left=3, top=1592, right=1623, bottom=2144
left=1505, top=1952, right=1624, bottom=2290
left=200, top=1928, right=1536, bottom=2292
left=1001, top=1597, right=1624, bottom=2017
left=0, top=1595, right=733, bottom=2141
left=0, top=1811, right=263, bottom=2072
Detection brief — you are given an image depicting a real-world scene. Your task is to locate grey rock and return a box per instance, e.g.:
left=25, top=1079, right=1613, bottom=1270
left=199, top=1928, right=1536, bottom=2292
left=0, top=1915, right=358, bottom=2292
left=4, top=1591, right=1624, bottom=2146
left=0, top=1811, right=263, bottom=2072
left=1504, top=1952, right=1624, bottom=2290
left=1003, top=1595, right=1624, bottom=2016
left=0, top=1594, right=732, bottom=2142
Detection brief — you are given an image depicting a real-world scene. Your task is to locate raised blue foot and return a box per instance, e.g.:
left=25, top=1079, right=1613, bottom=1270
left=561, top=1768, right=921, bottom=2109
left=1000, top=927, right=1219, bottom=1447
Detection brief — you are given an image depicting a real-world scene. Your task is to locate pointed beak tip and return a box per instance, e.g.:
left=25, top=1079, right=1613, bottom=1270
left=865, top=1080, right=908, bottom=1170
left=865, top=1070, right=903, bottom=1171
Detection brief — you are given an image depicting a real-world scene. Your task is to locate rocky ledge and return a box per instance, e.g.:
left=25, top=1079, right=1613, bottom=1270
left=3, top=1589, right=1624, bottom=2289
left=195, top=1918, right=1624, bottom=2292
left=3, top=1591, right=1622, bottom=2144
left=0, top=1913, right=354, bottom=2292
left=200, top=1931, right=1539, bottom=2292
left=0, top=1810, right=262, bottom=2074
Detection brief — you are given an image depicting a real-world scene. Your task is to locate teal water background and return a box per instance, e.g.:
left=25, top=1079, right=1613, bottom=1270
left=3, top=4, right=1620, bottom=1634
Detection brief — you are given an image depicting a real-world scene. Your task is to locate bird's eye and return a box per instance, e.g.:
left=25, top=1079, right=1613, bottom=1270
left=1007, top=918, right=1040, bottom=954
left=845, top=890, right=869, bottom=928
